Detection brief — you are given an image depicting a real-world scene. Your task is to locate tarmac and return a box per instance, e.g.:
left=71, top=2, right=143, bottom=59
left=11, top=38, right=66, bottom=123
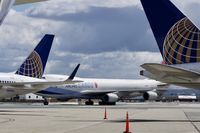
left=0, top=102, right=200, bottom=133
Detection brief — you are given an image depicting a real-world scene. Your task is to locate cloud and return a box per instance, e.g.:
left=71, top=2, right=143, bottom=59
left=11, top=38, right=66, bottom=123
left=45, top=51, right=162, bottom=79
left=0, top=0, right=198, bottom=79
left=25, top=0, right=141, bottom=16
left=25, top=1, right=158, bottom=53
left=172, top=0, right=200, bottom=28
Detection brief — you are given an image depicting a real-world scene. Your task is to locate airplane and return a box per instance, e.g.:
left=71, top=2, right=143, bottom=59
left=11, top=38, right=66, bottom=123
left=0, top=34, right=80, bottom=99
left=34, top=70, right=168, bottom=105
left=0, top=0, right=47, bottom=25
left=139, top=0, right=200, bottom=90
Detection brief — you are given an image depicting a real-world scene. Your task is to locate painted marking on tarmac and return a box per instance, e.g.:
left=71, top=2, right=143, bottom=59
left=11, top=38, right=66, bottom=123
left=184, top=111, right=200, bottom=133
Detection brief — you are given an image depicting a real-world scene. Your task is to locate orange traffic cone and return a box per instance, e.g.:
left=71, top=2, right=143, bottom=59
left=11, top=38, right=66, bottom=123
left=123, top=112, right=131, bottom=133
left=104, top=107, right=107, bottom=120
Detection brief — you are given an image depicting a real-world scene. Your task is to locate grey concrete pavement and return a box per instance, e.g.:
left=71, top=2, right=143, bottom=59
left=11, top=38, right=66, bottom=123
left=0, top=102, right=200, bottom=133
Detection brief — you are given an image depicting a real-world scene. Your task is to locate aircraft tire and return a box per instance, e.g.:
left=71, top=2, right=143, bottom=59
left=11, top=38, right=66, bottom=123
left=43, top=99, right=49, bottom=105
left=99, top=101, right=116, bottom=105
left=85, top=100, right=94, bottom=105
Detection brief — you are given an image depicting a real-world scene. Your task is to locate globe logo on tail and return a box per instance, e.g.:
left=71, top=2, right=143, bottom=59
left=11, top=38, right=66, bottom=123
left=163, top=17, right=200, bottom=65
left=16, top=51, right=43, bottom=78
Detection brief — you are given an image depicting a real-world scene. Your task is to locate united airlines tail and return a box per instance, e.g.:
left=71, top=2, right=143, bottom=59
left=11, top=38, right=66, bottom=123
left=140, top=0, right=200, bottom=89
left=141, top=0, right=200, bottom=65
left=15, top=34, right=54, bottom=78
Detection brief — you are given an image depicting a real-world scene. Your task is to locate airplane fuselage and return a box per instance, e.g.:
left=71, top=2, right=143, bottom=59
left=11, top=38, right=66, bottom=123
left=36, top=74, right=163, bottom=100
left=0, top=73, right=53, bottom=99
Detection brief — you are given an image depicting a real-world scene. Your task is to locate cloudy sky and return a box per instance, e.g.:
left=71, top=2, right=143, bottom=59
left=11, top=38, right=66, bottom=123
left=0, top=0, right=200, bottom=79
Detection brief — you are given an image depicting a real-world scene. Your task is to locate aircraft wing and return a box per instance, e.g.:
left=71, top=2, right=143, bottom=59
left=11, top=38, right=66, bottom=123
left=81, top=90, right=116, bottom=96
left=141, top=63, right=200, bottom=82
left=80, top=88, right=160, bottom=97
left=14, top=0, right=48, bottom=5
left=0, top=80, right=82, bottom=87
left=0, top=64, right=82, bottom=90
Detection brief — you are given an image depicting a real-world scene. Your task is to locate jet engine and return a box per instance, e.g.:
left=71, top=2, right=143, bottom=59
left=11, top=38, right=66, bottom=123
left=143, top=91, right=158, bottom=100
left=103, top=93, right=119, bottom=103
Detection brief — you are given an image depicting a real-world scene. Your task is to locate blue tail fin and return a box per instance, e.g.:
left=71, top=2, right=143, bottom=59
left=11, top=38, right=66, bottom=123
left=141, top=0, right=200, bottom=65
left=16, top=34, right=55, bottom=78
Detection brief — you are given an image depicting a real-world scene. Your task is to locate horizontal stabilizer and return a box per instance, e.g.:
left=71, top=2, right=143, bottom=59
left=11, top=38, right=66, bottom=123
left=141, top=63, right=200, bottom=81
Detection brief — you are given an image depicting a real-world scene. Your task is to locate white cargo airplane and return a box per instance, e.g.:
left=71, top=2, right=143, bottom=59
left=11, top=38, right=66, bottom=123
left=140, top=0, right=200, bottom=90
left=35, top=71, right=166, bottom=105
left=0, top=34, right=80, bottom=99
left=0, top=0, right=47, bottom=25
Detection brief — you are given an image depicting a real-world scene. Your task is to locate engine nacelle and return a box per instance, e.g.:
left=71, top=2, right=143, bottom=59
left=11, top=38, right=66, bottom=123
left=103, top=93, right=119, bottom=103
left=143, top=91, right=158, bottom=100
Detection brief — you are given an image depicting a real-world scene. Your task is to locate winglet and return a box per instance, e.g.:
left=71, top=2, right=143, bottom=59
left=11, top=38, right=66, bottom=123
left=68, top=64, right=80, bottom=80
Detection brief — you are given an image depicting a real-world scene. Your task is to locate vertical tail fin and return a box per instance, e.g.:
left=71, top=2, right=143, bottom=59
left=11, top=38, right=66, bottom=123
left=15, top=34, right=54, bottom=78
left=141, top=0, right=200, bottom=65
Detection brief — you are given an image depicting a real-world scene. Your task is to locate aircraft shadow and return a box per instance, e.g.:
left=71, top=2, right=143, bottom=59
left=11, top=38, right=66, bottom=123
left=109, top=119, right=200, bottom=123
left=57, top=119, right=200, bottom=123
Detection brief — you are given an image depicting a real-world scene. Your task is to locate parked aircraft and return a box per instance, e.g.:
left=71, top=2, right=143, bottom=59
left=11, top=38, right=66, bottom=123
left=140, top=0, right=200, bottom=90
left=0, top=34, right=79, bottom=99
left=35, top=72, right=167, bottom=105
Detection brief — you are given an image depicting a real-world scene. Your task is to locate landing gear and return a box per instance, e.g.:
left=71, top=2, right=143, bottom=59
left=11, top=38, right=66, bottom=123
left=99, top=101, right=116, bottom=105
left=77, top=99, right=82, bottom=105
left=43, top=98, right=49, bottom=105
left=85, top=99, right=94, bottom=105
left=12, top=95, right=20, bottom=101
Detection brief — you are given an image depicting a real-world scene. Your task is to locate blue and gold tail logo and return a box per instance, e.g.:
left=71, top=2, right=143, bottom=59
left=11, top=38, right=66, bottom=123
left=15, top=34, right=54, bottom=78
left=163, top=17, right=200, bottom=65
left=16, top=51, right=43, bottom=78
